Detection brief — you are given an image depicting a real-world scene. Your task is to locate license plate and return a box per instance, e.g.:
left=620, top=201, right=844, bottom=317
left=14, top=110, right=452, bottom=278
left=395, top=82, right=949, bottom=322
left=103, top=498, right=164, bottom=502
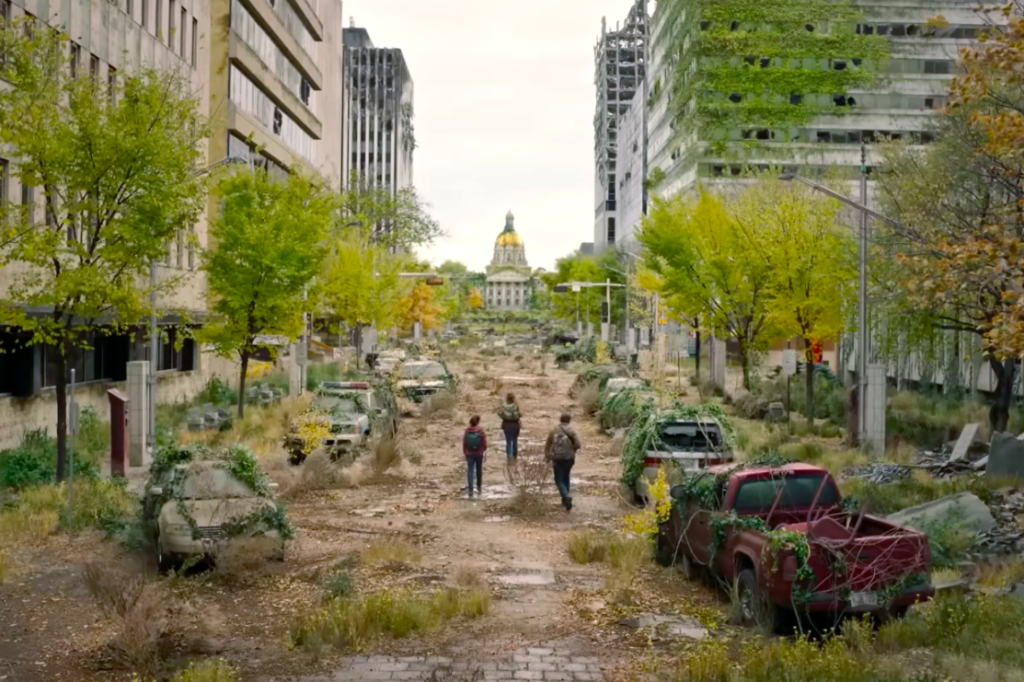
left=849, top=591, right=878, bottom=608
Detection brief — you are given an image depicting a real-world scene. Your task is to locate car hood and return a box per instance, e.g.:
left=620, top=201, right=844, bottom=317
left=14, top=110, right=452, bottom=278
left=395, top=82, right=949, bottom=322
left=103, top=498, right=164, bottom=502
left=396, top=379, right=446, bottom=389
left=160, top=497, right=275, bottom=529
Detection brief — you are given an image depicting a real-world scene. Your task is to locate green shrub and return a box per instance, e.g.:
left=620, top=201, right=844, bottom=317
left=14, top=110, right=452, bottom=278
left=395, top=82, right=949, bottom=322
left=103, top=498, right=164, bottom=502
left=842, top=472, right=1003, bottom=516
left=169, top=659, right=239, bottom=682
left=325, top=570, right=355, bottom=599
left=198, top=377, right=237, bottom=406
left=0, top=430, right=100, bottom=490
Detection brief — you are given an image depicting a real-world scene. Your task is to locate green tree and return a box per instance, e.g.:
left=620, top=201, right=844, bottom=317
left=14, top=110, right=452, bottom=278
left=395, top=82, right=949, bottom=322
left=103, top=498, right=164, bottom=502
left=202, top=169, right=333, bottom=417
left=640, top=191, right=780, bottom=389
left=739, top=178, right=855, bottom=419
left=320, top=225, right=407, bottom=365
left=0, top=20, right=208, bottom=479
left=340, top=171, right=442, bottom=251
left=541, top=251, right=626, bottom=328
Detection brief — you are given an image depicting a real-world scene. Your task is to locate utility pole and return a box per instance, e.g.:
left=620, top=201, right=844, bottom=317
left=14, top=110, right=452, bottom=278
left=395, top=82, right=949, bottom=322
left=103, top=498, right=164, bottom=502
left=858, top=145, right=869, bottom=444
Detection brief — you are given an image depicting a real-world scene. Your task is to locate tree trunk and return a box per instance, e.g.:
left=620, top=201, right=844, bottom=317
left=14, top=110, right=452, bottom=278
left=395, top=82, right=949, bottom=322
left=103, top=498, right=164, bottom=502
left=989, top=356, right=1016, bottom=433
left=55, top=349, right=68, bottom=482
left=238, top=350, right=249, bottom=419
left=740, top=342, right=752, bottom=391
left=355, top=323, right=363, bottom=368
left=694, top=326, right=702, bottom=380
left=804, top=338, right=815, bottom=425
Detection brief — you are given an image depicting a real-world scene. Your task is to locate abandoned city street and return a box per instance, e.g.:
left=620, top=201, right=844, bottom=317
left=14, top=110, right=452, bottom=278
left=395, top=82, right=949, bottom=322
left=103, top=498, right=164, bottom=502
left=0, top=341, right=719, bottom=682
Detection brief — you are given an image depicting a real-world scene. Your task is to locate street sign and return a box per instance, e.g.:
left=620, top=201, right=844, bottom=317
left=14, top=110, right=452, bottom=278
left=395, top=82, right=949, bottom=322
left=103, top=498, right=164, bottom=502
left=783, top=349, right=797, bottom=377
left=425, top=277, right=444, bottom=286
left=571, top=283, right=581, bottom=293
left=552, top=284, right=569, bottom=294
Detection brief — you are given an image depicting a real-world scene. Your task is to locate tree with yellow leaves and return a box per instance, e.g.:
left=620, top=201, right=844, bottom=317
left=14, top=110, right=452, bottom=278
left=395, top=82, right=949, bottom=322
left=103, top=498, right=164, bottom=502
left=467, top=288, right=484, bottom=310
left=397, top=282, right=443, bottom=333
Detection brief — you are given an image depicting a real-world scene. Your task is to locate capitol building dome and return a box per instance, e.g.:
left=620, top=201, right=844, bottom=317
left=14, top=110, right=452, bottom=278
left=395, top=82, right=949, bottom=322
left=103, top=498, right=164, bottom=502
left=485, top=211, right=533, bottom=310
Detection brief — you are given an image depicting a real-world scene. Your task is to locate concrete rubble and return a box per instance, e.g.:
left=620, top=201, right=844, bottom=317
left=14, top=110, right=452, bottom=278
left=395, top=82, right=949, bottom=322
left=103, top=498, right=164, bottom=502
left=887, top=492, right=997, bottom=534
left=617, top=613, right=707, bottom=640
left=845, top=462, right=911, bottom=485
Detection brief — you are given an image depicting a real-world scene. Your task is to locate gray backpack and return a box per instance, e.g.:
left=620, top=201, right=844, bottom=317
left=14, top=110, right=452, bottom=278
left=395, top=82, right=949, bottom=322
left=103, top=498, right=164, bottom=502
left=499, top=403, right=520, bottom=422
left=551, top=427, right=575, bottom=460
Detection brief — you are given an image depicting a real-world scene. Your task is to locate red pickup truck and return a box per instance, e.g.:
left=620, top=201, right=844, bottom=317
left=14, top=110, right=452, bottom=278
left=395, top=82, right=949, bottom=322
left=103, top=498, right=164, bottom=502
left=658, top=462, right=934, bottom=625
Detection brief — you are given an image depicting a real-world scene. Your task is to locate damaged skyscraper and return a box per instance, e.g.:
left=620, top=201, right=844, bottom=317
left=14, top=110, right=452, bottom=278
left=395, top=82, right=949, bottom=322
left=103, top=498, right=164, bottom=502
left=341, top=22, right=415, bottom=198
left=593, top=0, right=649, bottom=253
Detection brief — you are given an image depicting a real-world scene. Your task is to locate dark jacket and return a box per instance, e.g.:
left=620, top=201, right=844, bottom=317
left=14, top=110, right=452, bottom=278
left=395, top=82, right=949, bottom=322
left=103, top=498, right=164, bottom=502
left=463, top=425, right=488, bottom=456
left=545, top=423, right=581, bottom=461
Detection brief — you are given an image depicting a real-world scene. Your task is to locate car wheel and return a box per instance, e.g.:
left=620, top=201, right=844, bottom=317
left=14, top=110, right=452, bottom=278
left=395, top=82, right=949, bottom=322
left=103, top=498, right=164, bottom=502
left=288, top=449, right=306, bottom=466
left=157, top=540, right=175, bottom=574
left=737, top=568, right=776, bottom=629
left=655, top=528, right=675, bottom=567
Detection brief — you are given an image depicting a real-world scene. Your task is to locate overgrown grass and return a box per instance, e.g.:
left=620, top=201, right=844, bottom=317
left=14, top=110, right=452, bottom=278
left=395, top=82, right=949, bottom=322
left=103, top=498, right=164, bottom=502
left=0, top=425, right=104, bottom=490
left=370, top=433, right=402, bottom=475
left=976, top=558, right=1024, bottom=590
left=567, top=530, right=649, bottom=604
left=0, top=478, right=135, bottom=544
left=420, top=389, right=458, bottom=419
left=577, top=380, right=602, bottom=415
left=169, top=659, right=239, bottom=682
left=288, top=588, right=491, bottom=652
left=841, top=469, right=1008, bottom=516
left=362, top=539, right=422, bottom=567
left=679, top=592, right=1024, bottom=682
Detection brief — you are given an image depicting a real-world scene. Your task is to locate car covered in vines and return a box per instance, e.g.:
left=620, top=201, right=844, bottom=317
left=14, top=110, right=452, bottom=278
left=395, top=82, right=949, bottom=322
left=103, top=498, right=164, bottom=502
left=395, top=360, right=453, bottom=402
left=286, top=381, right=397, bottom=464
left=144, top=444, right=293, bottom=571
left=657, top=462, right=934, bottom=626
left=621, top=404, right=735, bottom=503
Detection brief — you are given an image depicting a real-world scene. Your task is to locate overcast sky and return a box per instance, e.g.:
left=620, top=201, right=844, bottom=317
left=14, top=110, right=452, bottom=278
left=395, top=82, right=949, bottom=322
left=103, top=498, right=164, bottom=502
left=342, top=0, right=637, bottom=272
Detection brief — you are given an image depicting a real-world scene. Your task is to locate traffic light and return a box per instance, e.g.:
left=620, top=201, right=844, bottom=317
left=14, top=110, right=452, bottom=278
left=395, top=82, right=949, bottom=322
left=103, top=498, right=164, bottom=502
left=552, top=284, right=569, bottom=294
left=424, top=277, right=445, bottom=286
left=601, top=302, right=609, bottom=323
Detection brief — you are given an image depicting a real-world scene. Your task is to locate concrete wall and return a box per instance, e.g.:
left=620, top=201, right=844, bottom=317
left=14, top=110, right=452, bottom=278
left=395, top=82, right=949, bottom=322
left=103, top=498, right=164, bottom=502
left=0, top=349, right=239, bottom=450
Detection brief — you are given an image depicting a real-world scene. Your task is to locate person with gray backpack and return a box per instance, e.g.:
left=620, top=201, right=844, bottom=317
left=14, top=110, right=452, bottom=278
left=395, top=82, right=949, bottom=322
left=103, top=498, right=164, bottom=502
left=545, top=412, right=581, bottom=511
left=498, top=392, right=522, bottom=462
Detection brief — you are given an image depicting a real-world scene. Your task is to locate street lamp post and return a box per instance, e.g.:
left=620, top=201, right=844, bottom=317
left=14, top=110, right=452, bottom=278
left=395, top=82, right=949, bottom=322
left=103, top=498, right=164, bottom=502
left=147, top=155, right=247, bottom=455
left=779, top=152, right=905, bottom=446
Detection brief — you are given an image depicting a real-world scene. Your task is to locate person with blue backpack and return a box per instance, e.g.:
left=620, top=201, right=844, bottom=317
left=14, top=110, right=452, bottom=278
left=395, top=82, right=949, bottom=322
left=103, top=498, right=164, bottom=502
left=462, top=414, right=488, bottom=498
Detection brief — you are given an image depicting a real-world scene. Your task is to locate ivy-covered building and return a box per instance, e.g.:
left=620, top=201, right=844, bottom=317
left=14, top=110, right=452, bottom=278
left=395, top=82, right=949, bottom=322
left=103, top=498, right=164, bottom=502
left=643, top=0, right=999, bottom=210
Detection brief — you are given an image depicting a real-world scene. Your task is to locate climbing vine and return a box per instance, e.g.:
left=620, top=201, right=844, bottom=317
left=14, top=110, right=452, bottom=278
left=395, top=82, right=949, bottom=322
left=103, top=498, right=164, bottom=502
left=620, top=402, right=734, bottom=488
left=654, top=0, right=890, bottom=160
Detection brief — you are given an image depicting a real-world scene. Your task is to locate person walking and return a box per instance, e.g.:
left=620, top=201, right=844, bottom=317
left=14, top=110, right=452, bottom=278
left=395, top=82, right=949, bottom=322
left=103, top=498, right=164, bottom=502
left=498, top=393, right=522, bottom=462
left=462, top=415, right=488, bottom=499
left=545, top=412, right=581, bottom=511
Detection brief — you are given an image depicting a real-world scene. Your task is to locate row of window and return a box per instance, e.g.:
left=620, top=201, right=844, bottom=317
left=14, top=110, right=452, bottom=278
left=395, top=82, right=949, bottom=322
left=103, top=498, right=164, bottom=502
left=705, top=163, right=880, bottom=178
left=229, top=64, right=313, bottom=162
left=0, top=328, right=197, bottom=397
left=701, top=19, right=979, bottom=40
left=123, top=0, right=198, bottom=67
left=724, top=55, right=954, bottom=76
left=719, top=90, right=946, bottom=109
left=269, top=0, right=318, bottom=62
left=227, top=132, right=290, bottom=180
left=729, top=128, right=936, bottom=145
left=231, top=0, right=313, bottom=108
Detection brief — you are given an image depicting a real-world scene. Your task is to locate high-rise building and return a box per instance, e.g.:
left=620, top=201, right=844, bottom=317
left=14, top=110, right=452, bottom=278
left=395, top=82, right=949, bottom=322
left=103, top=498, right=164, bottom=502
left=593, top=0, right=649, bottom=253
left=341, top=22, right=414, bottom=196
left=0, top=0, right=219, bottom=444
left=644, top=0, right=1000, bottom=211
left=208, top=0, right=345, bottom=186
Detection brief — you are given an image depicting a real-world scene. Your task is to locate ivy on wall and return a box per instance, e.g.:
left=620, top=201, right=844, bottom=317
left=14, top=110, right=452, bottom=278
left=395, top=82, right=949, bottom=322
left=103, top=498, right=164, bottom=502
left=655, top=0, right=890, bottom=160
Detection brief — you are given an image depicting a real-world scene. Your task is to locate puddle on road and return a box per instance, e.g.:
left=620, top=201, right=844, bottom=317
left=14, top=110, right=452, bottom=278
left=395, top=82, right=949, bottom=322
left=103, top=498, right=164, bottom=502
left=484, top=515, right=511, bottom=523
left=495, top=562, right=556, bottom=586
left=468, top=484, right=514, bottom=500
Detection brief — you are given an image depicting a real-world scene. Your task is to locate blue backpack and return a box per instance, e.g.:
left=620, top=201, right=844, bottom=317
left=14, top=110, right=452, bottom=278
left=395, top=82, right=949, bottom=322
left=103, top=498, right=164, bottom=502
left=465, top=430, right=483, bottom=451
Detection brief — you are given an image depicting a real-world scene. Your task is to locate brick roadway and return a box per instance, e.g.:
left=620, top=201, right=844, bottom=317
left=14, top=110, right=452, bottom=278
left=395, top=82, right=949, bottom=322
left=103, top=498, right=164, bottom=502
left=315, top=649, right=605, bottom=682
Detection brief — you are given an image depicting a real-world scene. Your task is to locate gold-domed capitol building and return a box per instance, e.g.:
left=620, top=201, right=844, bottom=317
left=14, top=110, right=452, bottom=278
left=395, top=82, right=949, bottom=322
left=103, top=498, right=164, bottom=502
left=485, top=211, right=534, bottom=310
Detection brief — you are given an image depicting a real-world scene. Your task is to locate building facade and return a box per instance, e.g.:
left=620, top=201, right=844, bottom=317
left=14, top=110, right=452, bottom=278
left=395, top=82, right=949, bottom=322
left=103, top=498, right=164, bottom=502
left=341, top=23, right=414, bottom=196
left=208, top=0, right=345, bottom=187
left=593, top=0, right=648, bottom=253
left=0, top=0, right=231, bottom=448
left=644, top=0, right=999, bottom=212
left=485, top=211, right=533, bottom=311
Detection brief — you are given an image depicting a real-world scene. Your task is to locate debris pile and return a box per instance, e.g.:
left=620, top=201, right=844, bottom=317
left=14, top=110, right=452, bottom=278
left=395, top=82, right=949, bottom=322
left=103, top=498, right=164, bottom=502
left=845, top=462, right=911, bottom=485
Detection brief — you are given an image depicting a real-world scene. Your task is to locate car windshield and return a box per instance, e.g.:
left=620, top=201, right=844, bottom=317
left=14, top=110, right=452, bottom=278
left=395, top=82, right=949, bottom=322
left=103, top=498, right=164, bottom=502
left=313, top=394, right=362, bottom=414
left=400, top=363, right=446, bottom=379
left=657, top=422, right=723, bottom=451
left=733, top=474, right=841, bottom=514
left=179, top=466, right=256, bottom=499
left=607, top=378, right=645, bottom=391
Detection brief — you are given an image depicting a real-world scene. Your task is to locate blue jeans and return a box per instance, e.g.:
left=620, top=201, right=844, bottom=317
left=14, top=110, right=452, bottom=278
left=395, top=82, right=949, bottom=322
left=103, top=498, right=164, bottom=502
left=553, top=459, right=574, bottom=507
left=502, top=422, right=520, bottom=459
left=465, top=455, right=483, bottom=496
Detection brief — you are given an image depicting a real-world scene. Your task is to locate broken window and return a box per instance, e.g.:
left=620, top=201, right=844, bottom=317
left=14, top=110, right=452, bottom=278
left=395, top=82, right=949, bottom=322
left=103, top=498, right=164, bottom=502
left=832, top=60, right=847, bottom=71
left=760, top=57, right=770, bottom=68
left=755, top=129, right=771, bottom=140
left=730, top=21, right=738, bottom=31
left=833, top=95, right=849, bottom=107
left=712, top=165, right=725, bottom=176
left=729, top=92, right=742, bottom=103
left=743, top=55, right=756, bottom=66
left=805, top=24, right=815, bottom=32
left=790, top=93, right=802, bottom=105
left=817, top=131, right=831, bottom=143
left=921, top=132, right=935, bottom=144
